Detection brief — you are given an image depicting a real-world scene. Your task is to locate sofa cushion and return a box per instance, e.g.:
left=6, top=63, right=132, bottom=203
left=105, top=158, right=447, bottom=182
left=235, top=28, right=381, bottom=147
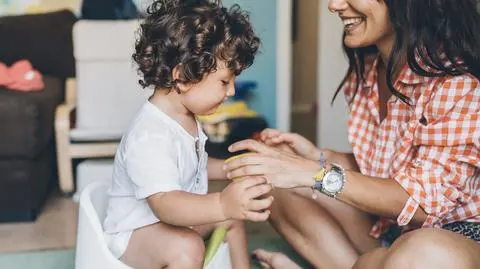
left=0, top=142, right=56, bottom=214
left=0, top=10, right=77, bottom=78
left=0, top=76, right=63, bottom=159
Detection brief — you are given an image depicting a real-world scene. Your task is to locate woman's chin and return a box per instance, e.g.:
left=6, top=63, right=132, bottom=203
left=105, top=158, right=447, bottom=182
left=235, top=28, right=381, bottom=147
left=344, top=37, right=371, bottom=49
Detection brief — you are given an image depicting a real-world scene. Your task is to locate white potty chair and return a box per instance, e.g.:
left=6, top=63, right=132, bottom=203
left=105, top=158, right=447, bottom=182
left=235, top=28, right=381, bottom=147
left=75, top=182, right=232, bottom=269
left=75, top=182, right=130, bottom=269
left=73, top=159, right=114, bottom=202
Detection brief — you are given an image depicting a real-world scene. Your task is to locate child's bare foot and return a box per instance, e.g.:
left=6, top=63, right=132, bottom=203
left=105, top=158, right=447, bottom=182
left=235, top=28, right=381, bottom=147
left=252, top=249, right=302, bottom=269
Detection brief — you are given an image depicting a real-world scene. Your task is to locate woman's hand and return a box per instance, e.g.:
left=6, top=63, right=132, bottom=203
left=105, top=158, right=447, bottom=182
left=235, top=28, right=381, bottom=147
left=260, top=128, right=321, bottom=161
left=224, top=139, right=319, bottom=189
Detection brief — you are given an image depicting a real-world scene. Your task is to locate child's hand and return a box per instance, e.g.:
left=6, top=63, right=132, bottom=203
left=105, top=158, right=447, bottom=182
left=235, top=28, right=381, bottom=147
left=219, top=177, right=273, bottom=222
left=260, top=128, right=320, bottom=161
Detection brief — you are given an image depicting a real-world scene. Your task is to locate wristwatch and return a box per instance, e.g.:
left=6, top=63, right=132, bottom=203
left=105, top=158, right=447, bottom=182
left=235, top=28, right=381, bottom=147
left=312, top=163, right=346, bottom=198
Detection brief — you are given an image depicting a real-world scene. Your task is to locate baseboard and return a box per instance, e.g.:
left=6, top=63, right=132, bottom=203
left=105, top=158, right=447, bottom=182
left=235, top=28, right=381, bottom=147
left=0, top=210, right=38, bottom=223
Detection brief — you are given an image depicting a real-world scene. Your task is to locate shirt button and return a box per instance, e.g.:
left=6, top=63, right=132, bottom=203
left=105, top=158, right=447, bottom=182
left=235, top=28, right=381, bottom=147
left=413, top=159, right=422, bottom=166
left=419, top=116, right=428, bottom=125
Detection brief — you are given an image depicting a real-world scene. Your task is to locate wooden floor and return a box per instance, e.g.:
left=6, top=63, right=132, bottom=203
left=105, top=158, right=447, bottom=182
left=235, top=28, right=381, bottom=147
left=0, top=194, right=78, bottom=253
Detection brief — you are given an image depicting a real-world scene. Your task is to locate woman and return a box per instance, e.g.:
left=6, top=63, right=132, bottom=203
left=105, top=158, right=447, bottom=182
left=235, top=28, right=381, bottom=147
left=224, top=0, right=480, bottom=268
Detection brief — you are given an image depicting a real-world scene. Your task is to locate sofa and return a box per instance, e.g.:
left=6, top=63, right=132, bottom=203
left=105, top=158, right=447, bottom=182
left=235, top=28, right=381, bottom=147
left=0, top=10, right=77, bottom=222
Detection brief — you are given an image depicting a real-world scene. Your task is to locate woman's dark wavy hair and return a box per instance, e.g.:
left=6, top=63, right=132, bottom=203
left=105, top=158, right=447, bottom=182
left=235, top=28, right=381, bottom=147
left=133, top=0, right=260, bottom=91
left=333, top=0, right=480, bottom=105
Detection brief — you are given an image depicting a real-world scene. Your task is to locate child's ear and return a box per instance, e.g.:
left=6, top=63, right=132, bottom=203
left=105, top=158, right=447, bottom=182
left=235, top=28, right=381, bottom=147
left=172, top=65, right=191, bottom=93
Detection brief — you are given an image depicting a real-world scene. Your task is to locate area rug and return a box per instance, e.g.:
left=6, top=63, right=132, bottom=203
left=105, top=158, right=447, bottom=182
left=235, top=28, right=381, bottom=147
left=0, top=236, right=312, bottom=269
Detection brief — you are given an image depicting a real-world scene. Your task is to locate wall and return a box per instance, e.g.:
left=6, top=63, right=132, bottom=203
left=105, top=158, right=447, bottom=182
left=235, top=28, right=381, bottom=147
left=0, top=0, right=80, bottom=15
left=0, top=0, right=279, bottom=127
left=316, top=0, right=351, bottom=152
left=137, top=0, right=280, bottom=128
left=291, top=0, right=319, bottom=143
left=39, top=0, right=80, bottom=13
left=223, top=0, right=277, bottom=127
left=73, top=0, right=279, bottom=128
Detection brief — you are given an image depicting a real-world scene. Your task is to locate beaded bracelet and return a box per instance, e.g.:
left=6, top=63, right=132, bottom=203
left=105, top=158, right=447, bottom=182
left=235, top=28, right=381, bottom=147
left=311, top=152, right=327, bottom=200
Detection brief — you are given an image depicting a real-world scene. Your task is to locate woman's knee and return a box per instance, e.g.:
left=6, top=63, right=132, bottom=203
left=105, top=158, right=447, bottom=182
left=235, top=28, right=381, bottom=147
left=268, top=188, right=316, bottom=220
left=267, top=188, right=292, bottom=221
left=384, top=228, right=478, bottom=269
left=353, top=247, right=389, bottom=269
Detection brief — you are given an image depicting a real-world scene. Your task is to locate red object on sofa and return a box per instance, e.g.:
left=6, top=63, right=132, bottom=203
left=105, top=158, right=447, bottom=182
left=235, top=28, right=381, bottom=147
left=0, top=60, right=44, bottom=92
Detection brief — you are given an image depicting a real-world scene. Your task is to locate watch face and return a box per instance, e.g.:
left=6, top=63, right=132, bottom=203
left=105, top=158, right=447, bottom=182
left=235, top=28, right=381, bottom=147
left=323, top=171, right=343, bottom=193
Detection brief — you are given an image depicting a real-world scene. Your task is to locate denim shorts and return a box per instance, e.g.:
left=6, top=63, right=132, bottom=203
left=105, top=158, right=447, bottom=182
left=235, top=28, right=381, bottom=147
left=380, top=222, right=480, bottom=247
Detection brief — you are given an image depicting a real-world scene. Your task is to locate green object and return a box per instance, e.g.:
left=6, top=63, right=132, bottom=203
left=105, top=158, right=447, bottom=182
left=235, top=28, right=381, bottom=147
left=204, top=226, right=228, bottom=266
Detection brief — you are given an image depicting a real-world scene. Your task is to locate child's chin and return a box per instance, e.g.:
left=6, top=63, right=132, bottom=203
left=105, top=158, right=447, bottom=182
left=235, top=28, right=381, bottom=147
left=198, top=110, right=217, bottom=116
left=199, top=106, right=220, bottom=116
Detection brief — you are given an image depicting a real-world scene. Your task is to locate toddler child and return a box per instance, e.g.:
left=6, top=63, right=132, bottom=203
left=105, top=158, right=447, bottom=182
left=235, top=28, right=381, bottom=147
left=103, top=1, right=273, bottom=268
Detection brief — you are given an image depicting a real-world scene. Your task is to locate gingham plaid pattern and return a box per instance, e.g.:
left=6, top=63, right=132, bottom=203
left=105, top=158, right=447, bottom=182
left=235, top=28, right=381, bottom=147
left=344, top=56, right=480, bottom=238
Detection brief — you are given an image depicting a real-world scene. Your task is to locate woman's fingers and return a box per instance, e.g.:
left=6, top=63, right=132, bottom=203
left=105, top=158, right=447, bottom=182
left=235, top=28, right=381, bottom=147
left=228, top=165, right=269, bottom=179
left=237, top=175, right=268, bottom=189
left=224, top=153, right=286, bottom=179
left=225, top=154, right=266, bottom=170
left=247, top=196, right=274, bottom=211
left=260, top=128, right=282, bottom=141
left=229, top=139, right=273, bottom=154
left=244, top=210, right=270, bottom=222
left=277, top=133, right=297, bottom=143
left=245, top=183, right=273, bottom=199
left=263, top=138, right=278, bottom=146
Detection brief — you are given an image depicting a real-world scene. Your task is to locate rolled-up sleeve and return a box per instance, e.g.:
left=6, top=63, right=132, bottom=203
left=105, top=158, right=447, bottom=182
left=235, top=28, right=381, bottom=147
left=393, top=75, right=480, bottom=227
left=124, top=133, right=182, bottom=199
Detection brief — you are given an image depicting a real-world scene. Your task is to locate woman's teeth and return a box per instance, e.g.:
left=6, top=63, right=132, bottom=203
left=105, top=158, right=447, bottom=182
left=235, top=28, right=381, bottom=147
left=343, top=18, right=364, bottom=29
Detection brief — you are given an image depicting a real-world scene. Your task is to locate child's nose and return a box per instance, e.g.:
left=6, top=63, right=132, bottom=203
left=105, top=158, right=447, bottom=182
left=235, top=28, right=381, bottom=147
left=227, top=83, right=235, bottom=97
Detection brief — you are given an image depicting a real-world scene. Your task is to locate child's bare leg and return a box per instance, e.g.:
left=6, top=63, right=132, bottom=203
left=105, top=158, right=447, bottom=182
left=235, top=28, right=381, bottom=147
left=195, top=220, right=250, bottom=269
left=221, top=220, right=250, bottom=269
left=121, top=222, right=205, bottom=269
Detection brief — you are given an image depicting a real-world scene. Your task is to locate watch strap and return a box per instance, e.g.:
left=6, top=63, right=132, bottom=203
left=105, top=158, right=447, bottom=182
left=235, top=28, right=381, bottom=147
left=311, top=152, right=327, bottom=199
left=311, top=167, right=326, bottom=199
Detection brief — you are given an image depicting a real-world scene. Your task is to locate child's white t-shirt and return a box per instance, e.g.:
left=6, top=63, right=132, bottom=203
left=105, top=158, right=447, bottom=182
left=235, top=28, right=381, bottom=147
left=103, top=101, right=209, bottom=234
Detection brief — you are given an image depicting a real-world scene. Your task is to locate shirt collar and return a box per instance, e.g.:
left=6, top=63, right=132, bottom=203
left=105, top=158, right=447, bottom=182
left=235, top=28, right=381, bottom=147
left=363, top=54, right=430, bottom=89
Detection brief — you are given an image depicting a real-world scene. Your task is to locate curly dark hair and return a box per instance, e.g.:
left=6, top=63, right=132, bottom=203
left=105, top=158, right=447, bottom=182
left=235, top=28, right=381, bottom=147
left=333, top=0, right=480, bottom=105
left=133, top=0, right=260, bottom=91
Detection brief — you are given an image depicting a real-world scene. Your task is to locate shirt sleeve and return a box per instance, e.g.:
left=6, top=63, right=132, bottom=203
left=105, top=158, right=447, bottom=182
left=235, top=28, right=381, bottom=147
left=124, top=133, right=182, bottom=199
left=393, top=75, right=480, bottom=227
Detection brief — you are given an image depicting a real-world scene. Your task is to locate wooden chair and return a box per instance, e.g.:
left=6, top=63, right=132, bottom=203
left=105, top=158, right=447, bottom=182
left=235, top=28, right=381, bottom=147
left=55, top=20, right=151, bottom=194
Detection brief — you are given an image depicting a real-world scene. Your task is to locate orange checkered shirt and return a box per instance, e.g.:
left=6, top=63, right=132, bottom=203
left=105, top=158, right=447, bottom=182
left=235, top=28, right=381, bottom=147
left=344, top=55, right=480, bottom=238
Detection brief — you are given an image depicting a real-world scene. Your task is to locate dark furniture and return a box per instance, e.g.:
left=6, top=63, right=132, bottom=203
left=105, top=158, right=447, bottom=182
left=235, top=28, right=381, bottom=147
left=0, top=77, right=63, bottom=222
left=0, top=10, right=76, bottom=222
